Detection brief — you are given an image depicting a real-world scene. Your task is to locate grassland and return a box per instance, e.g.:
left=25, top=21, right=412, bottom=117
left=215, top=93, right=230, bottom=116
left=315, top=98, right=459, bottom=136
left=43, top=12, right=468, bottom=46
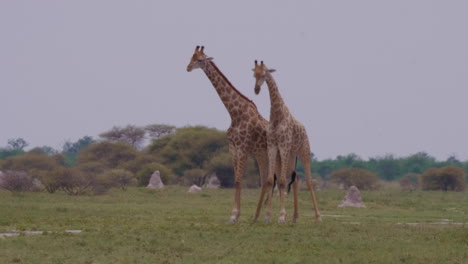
left=1, top=186, right=467, bottom=264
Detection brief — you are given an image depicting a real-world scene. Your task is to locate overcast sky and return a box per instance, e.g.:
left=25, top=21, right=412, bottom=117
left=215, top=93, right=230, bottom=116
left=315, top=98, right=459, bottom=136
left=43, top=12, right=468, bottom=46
left=1, top=1, right=467, bottom=161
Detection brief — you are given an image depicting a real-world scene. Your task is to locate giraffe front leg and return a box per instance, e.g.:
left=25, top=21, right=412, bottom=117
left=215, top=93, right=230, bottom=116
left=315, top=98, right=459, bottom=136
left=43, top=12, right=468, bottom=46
left=264, top=146, right=278, bottom=223
left=277, top=150, right=290, bottom=224
left=229, top=154, right=247, bottom=223
left=253, top=154, right=269, bottom=221
left=292, top=173, right=299, bottom=223
left=288, top=157, right=299, bottom=223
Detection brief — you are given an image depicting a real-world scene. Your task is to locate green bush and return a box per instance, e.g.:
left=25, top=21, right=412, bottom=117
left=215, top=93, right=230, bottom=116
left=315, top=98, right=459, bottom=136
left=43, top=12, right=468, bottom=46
left=204, top=151, right=235, bottom=187
left=101, top=169, right=135, bottom=190
left=77, top=141, right=138, bottom=169
left=399, top=173, right=420, bottom=191
left=36, top=168, right=63, bottom=193
left=147, top=126, right=227, bottom=176
left=119, top=155, right=160, bottom=175
left=0, top=152, right=59, bottom=173
left=181, top=168, right=207, bottom=186
left=91, top=172, right=116, bottom=195
left=421, top=166, right=466, bottom=191
left=329, top=168, right=379, bottom=190
left=54, top=168, right=93, bottom=195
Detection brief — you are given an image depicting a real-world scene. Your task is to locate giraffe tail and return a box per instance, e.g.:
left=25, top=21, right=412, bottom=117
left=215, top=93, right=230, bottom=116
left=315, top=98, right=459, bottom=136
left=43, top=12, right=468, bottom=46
left=287, top=157, right=298, bottom=193
left=264, top=174, right=278, bottom=206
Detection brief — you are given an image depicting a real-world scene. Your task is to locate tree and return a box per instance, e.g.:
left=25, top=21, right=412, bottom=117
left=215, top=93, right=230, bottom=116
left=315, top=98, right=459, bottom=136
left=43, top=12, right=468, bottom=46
left=0, top=151, right=59, bottom=173
left=7, top=138, right=28, bottom=151
left=145, top=124, right=176, bottom=139
left=181, top=168, right=207, bottom=186
left=62, top=136, right=94, bottom=154
left=76, top=141, right=138, bottom=170
left=329, top=168, right=379, bottom=190
left=403, top=152, right=436, bottom=174
left=99, top=125, right=145, bottom=148
left=101, top=169, right=135, bottom=190
left=37, top=146, right=58, bottom=155
left=0, top=138, right=27, bottom=160
left=373, top=154, right=401, bottom=181
left=0, top=148, right=23, bottom=160
left=147, top=126, right=227, bottom=176
left=61, top=136, right=94, bottom=166
left=335, top=153, right=366, bottom=168
left=420, top=166, right=466, bottom=191
left=204, top=151, right=234, bottom=187
left=399, top=173, right=420, bottom=191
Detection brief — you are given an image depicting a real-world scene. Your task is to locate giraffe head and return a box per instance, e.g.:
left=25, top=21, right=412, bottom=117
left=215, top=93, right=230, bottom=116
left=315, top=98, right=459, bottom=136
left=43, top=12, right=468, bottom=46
left=186, top=46, right=213, bottom=72
left=252, top=60, right=276, bottom=95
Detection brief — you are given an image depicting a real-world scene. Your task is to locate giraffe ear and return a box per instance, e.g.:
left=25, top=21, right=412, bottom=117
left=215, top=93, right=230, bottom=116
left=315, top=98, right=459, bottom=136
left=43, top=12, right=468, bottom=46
left=206, top=57, right=214, bottom=61
left=268, top=69, right=276, bottom=73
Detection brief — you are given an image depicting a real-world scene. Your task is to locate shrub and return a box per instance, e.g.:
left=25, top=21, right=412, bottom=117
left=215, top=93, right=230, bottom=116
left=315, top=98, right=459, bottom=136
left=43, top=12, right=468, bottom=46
left=57, top=168, right=84, bottom=195
left=91, top=173, right=115, bottom=195
left=204, top=151, right=234, bottom=187
left=119, top=155, right=159, bottom=175
left=76, top=161, right=107, bottom=175
left=0, top=152, right=59, bottom=172
left=243, top=158, right=262, bottom=188
left=0, top=170, right=35, bottom=192
left=51, top=168, right=93, bottom=195
left=101, top=169, right=135, bottom=190
left=421, top=166, right=466, bottom=191
left=181, top=168, right=207, bottom=186
left=77, top=141, right=138, bottom=169
left=399, top=173, right=420, bottom=191
left=36, top=168, right=62, bottom=193
left=136, top=162, right=174, bottom=186
left=329, top=168, right=379, bottom=190
left=147, top=126, right=228, bottom=176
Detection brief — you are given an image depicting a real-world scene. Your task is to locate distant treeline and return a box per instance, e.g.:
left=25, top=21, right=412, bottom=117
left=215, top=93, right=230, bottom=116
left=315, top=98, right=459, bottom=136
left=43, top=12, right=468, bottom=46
left=1, top=125, right=467, bottom=187
left=307, top=152, right=468, bottom=181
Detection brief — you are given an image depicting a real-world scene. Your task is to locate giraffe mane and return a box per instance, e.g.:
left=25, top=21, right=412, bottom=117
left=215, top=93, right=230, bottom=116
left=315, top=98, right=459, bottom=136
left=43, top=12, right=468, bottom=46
left=208, top=61, right=258, bottom=110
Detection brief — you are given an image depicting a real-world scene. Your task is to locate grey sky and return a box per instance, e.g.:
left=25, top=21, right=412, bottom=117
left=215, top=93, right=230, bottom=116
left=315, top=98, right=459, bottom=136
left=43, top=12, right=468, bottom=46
left=1, top=1, right=467, bottom=161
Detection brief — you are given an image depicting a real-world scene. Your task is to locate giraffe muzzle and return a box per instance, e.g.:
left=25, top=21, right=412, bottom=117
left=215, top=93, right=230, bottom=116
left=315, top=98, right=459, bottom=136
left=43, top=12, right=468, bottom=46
left=254, top=85, right=261, bottom=95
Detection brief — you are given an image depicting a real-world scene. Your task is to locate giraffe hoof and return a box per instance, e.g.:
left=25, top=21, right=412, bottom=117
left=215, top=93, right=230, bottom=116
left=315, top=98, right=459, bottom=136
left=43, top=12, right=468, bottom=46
left=316, top=216, right=322, bottom=222
left=264, top=218, right=271, bottom=224
left=228, top=215, right=238, bottom=223
left=278, top=218, right=286, bottom=224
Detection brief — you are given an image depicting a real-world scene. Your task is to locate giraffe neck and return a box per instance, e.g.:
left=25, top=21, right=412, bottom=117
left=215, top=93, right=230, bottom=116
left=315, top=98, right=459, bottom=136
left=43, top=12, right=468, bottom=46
left=265, top=72, right=288, bottom=122
left=200, top=61, right=256, bottom=120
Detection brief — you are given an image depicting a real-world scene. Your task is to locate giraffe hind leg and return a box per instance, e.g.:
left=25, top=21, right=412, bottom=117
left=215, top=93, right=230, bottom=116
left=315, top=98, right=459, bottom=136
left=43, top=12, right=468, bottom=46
left=229, top=154, right=247, bottom=223
left=287, top=171, right=296, bottom=193
left=300, top=150, right=321, bottom=221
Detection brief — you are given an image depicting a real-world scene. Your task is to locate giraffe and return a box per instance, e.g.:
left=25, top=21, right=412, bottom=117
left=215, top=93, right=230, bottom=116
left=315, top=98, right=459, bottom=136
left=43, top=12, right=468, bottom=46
left=252, top=60, right=321, bottom=223
left=186, top=46, right=279, bottom=222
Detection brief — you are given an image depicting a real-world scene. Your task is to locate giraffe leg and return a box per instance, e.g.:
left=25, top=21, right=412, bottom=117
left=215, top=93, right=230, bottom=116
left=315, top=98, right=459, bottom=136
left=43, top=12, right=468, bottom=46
left=300, top=149, right=321, bottom=221
left=277, top=149, right=290, bottom=224
left=287, top=156, right=299, bottom=223
left=229, top=153, right=247, bottom=223
left=254, top=153, right=269, bottom=221
left=264, top=145, right=278, bottom=223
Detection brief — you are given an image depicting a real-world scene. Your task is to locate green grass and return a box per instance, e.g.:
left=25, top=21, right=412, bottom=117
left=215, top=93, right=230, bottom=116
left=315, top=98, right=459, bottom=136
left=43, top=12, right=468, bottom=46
left=1, top=187, right=467, bottom=264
